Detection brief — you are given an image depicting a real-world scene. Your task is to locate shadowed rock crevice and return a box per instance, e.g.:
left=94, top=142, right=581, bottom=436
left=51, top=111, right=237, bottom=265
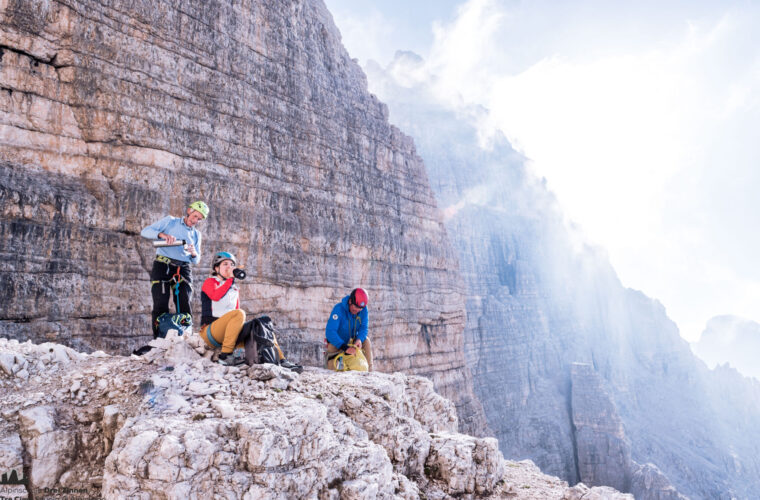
left=0, top=44, right=64, bottom=69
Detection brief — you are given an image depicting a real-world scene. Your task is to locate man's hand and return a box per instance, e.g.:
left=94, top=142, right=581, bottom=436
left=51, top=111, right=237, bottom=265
left=346, top=339, right=362, bottom=355
left=185, top=242, right=197, bottom=258
left=159, top=232, right=176, bottom=244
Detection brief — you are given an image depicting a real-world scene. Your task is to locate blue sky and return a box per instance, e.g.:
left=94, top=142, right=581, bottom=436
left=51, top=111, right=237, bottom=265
left=324, top=0, right=461, bottom=63
left=324, top=0, right=760, bottom=342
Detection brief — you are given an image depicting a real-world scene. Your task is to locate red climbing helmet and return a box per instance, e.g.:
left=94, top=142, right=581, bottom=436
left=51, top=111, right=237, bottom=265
left=350, top=288, right=368, bottom=309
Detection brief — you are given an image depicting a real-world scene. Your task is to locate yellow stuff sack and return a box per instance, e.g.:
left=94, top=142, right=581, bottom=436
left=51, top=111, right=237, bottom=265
left=333, top=348, right=369, bottom=372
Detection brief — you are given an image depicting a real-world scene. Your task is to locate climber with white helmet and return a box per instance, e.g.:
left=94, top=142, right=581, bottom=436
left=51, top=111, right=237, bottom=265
left=200, top=251, right=247, bottom=365
left=200, top=251, right=302, bottom=372
left=139, top=200, right=207, bottom=341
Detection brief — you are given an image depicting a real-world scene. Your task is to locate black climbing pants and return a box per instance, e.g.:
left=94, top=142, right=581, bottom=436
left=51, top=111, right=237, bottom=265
left=150, top=256, right=193, bottom=338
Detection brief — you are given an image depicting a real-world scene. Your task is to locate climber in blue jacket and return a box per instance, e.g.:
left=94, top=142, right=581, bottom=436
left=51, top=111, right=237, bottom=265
left=324, top=288, right=373, bottom=371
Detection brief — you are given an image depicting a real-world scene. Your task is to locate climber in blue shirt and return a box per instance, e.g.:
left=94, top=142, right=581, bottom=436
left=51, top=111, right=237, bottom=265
left=324, top=288, right=374, bottom=371
left=138, top=201, right=208, bottom=343
left=140, top=216, right=203, bottom=265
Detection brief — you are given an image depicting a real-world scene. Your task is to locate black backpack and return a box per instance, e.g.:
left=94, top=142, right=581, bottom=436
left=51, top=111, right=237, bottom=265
left=240, top=316, right=280, bottom=366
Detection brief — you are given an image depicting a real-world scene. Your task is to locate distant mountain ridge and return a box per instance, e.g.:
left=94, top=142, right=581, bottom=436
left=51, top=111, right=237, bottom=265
left=692, top=315, right=760, bottom=380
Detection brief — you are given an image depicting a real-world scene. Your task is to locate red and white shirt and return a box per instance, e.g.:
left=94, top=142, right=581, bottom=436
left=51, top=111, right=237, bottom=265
left=200, top=275, right=239, bottom=326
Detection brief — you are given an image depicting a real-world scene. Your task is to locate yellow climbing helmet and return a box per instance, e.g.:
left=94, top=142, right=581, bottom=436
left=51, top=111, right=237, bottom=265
left=188, top=200, right=209, bottom=218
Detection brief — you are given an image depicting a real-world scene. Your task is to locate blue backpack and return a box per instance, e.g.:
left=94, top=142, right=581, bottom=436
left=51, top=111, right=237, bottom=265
left=155, top=313, right=192, bottom=338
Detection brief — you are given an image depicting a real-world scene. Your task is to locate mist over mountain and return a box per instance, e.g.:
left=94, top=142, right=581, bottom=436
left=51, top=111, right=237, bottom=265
left=692, top=315, right=760, bottom=380
left=364, top=51, right=760, bottom=499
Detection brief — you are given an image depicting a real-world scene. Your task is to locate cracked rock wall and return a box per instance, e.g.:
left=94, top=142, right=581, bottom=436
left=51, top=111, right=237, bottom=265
left=0, top=0, right=485, bottom=430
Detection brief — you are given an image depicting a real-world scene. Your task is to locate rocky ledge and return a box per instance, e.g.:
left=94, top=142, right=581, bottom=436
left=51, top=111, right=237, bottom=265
left=0, top=335, right=629, bottom=499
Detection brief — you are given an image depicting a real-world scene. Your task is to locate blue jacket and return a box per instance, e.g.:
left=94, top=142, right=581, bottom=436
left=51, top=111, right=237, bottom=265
left=325, top=295, right=369, bottom=349
left=141, top=216, right=201, bottom=264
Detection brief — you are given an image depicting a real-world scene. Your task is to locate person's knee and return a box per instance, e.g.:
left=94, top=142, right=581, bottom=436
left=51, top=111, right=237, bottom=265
left=220, top=309, right=245, bottom=322
left=363, top=337, right=374, bottom=371
left=200, top=325, right=214, bottom=348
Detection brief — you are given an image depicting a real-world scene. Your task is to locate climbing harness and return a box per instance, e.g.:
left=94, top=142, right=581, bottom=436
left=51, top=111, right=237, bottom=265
left=151, top=256, right=191, bottom=313
left=172, top=265, right=182, bottom=313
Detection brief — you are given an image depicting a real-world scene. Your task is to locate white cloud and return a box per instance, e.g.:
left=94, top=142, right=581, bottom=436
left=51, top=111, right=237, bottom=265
left=325, top=6, right=396, bottom=65
left=385, top=0, right=760, bottom=341
left=328, top=0, right=760, bottom=342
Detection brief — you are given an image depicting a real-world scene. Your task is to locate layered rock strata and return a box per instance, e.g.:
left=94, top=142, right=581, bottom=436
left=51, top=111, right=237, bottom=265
left=0, top=0, right=485, bottom=430
left=0, top=335, right=632, bottom=499
left=570, top=363, right=687, bottom=500
left=570, top=363, right=632, bottom=492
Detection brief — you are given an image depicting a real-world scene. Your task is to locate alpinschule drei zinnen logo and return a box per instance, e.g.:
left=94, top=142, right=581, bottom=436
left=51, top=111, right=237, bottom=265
left=0, top=468, right=27, bottom=486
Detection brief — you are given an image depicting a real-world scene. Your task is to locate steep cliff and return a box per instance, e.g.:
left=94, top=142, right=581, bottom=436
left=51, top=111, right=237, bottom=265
left=570, top=363, right=632, bottom=492
left=364, top=53, right=760, bottom=499
left=570, top=363, right=687, bottom=500
left=0, top=336, right=633, bottom=499
left=0, top=0, right=486, bottom=431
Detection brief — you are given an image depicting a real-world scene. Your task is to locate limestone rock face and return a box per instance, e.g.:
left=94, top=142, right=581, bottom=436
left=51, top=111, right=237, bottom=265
left=18, top=406, right=76, bottom=489
left=0, top=432, right=26, bottom=498
left=0, top=336, right=628, bottom=499
left=0, top=433, right=23, bottom=474
left=570, top=363, right=632, bottom=492
left=0, top=0, right=485, bottom=431
left=569, top=364, right=689, bottom=500
left=630, top=463, right=689, bottom=500
left=562, top=483, right=633, bottom=500
left=425, top=433, right=504, bottom=495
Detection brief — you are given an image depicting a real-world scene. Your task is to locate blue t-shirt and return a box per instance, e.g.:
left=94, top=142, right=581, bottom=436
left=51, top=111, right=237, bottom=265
left=141, top=216, right=201, bottom=264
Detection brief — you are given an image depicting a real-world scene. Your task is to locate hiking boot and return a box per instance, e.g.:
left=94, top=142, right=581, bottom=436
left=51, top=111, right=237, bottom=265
left=279, top=359, right=303, bottom=374
left=218, top=353, right=245, bottom=366
left=132, top=345, right=154, bottom=356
